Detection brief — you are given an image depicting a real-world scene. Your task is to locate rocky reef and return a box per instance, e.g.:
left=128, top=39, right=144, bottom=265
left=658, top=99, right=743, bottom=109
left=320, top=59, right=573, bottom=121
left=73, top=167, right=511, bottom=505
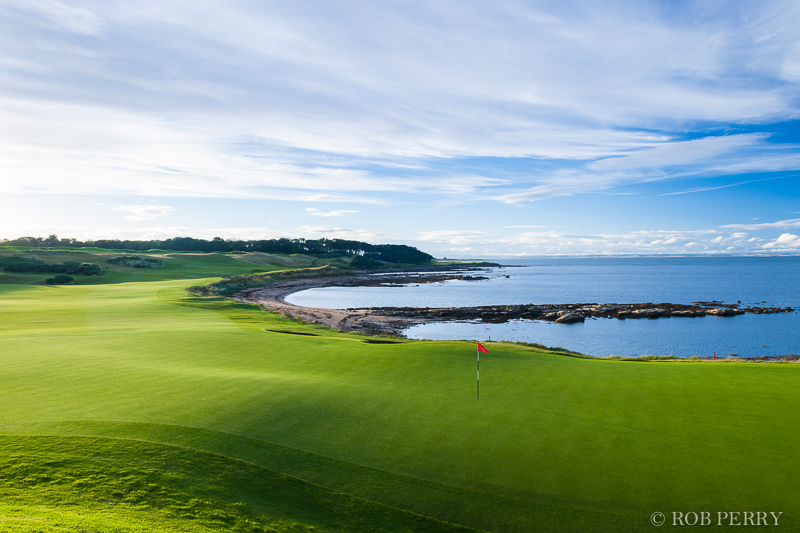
left=336, top=273, right=489, bottom=287
left=356, top=301, right=795, bottom=324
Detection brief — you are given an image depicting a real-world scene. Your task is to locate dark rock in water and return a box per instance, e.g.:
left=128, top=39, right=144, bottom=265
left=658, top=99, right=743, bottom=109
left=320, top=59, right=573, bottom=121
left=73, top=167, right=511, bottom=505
left=335, top=273, right=794, bottom=328
left=706, top=307, right=745, bottom=316
left=556, top=312, right=584, bottom=324
left=363, top=299, right=791, bottom=325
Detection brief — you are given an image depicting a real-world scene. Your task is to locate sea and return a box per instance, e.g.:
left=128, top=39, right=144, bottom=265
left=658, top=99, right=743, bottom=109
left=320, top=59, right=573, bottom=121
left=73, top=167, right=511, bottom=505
left=284, top=256, right=800, bottom=358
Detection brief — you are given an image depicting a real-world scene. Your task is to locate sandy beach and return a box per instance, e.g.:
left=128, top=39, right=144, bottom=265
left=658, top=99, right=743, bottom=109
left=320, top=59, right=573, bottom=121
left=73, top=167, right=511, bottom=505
left=233, top=276, right=429, bottom=336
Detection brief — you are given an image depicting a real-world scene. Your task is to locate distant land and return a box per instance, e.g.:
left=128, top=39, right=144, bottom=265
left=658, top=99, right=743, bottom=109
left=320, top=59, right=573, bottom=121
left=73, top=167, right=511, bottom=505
left=0, top=235, right=434, bottom=264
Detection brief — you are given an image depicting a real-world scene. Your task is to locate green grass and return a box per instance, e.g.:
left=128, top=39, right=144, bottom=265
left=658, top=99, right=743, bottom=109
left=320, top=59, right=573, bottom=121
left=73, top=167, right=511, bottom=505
left=0, top=435, right=471, bottom=532
left=0, top=246, right=176, bottom=254
left=0, top=250, right=278, bottom=285
left=187, top=266, right=355, bottom=296
left=1, top=267, right=799, bottom=531
left=234, top=253, right=353, bottom=270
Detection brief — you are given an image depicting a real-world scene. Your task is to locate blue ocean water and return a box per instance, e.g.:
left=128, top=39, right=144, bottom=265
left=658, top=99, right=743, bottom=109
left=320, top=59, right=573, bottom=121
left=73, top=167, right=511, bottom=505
left=285, top=257, right=800, bottom=357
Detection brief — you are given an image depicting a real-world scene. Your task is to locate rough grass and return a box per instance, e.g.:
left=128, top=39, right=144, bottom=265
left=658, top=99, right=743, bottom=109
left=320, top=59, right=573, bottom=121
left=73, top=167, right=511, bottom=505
left=186, top=266, right=352, bottom=296
left=0, top=273, right=33, bottom=284
left=0, top=250, right=280, bottom=285
left=1, top=278, right=799, bottom=531
left=234, top=253, right=352, bottom=270
left=0, top=435, right=472, bottom=533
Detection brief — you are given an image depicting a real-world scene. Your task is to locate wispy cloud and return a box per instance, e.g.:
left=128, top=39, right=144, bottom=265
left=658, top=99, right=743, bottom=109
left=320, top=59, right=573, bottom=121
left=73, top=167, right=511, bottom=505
left=0, top=1, right=798, bottom=205
left=495, top=135, right=800, bottom=203
left=487, top=227, right=748, bottom=255
left=503, top=225, right=547, bottom=229
left=7, top=0, right=105, bottom=35
left=296, top=225, right=383, bottom=241
left=657, top=176, right=791, bottom=196
left=306, top=208, right=358, bottom=217
left=416, top=230, right=488, bottom=245
left=0, top=224, right=286, bottom=242
left=112, top=204, right=173, bottom=221
left=720, top=218, right=800, bottom=231
left=406, top=220, right=797, bottom=255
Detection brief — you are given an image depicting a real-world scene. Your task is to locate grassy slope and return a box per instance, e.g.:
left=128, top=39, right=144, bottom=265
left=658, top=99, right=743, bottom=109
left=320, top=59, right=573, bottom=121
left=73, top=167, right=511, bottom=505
left=1, top=265, right=799, bottom=531
left=0, top=250, right=264, bottom=285
left=0, top=436, right=470, bottom=533
left=233, top=252, right=352, bottom=270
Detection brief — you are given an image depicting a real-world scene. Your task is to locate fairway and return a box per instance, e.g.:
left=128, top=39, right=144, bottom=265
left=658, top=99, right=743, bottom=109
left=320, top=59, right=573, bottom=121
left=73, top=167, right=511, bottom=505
left=1, top=273, right=799, bottom=531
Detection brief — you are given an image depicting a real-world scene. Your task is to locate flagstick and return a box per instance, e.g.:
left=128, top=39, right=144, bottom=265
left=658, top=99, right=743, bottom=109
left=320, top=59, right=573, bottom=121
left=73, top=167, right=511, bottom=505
left=477, top=346, right=480, bottom=400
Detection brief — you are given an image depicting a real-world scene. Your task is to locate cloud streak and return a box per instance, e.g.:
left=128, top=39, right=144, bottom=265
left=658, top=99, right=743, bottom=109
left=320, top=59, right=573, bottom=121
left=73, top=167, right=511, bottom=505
left=0, top=0, right=798, bottom=205
left=112, top=204, right=173, bottom=221
left=306, top=208, right=359, bottom=217
left=296, top=224, right=383, bottom=241
left=720, top=218, right=800, bottom=230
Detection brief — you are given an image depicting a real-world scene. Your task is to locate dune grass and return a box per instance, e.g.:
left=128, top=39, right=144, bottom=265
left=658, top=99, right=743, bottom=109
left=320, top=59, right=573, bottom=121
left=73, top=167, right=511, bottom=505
left=0, top=251, right=277, bottom=285
left=1, top=271, right=799, bottom=531
left=233, top=252, right=353, bottom=270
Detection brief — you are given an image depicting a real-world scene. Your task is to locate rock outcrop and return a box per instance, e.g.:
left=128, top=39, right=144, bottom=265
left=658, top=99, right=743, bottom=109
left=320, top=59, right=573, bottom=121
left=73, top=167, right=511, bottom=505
left=359, top=301, right=794, bottom=324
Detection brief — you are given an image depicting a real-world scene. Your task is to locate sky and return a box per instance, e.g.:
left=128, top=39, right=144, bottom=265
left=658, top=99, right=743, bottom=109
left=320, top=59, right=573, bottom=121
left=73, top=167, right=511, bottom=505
left=1, top=0, right=799, bottom=257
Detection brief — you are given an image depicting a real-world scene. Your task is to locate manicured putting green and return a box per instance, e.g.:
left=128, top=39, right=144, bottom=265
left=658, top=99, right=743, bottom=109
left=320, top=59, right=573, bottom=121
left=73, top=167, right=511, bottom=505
left=1, top=275, right=798, bottom=531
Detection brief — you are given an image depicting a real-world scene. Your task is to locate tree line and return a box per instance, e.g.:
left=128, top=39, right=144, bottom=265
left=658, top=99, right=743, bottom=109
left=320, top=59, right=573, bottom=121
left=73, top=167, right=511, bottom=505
left=1, top=235, right=434, bottom=264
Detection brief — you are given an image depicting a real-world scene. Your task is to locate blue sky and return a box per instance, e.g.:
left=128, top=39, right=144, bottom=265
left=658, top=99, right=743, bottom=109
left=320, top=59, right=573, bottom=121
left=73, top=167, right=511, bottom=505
left=1, top=0, right=799, bottom=256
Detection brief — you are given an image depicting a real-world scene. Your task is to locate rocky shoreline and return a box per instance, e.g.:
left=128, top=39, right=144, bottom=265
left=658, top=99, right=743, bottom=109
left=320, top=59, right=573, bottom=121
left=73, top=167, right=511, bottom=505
left=364, top=300, right=795, bottom=324
left=233, top=270, right=797, bottom=359
left=234, top=270, right=496, bottom=336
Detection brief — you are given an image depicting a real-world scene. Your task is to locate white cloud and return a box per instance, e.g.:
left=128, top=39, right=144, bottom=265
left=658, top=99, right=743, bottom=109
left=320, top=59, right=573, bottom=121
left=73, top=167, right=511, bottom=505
left=112, top=204, right=173, bottom=221
left=493, top=228, right=732, bottom=255
left=306, top=208, right=358, bottom=217
left=720, top=218, right=800, bottom=230
left=762, top=233, right=800, bottom=249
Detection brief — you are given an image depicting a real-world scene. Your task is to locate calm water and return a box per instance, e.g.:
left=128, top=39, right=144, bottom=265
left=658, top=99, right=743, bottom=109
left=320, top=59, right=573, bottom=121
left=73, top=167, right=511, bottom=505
left=286, top=257, right=800, bottom=357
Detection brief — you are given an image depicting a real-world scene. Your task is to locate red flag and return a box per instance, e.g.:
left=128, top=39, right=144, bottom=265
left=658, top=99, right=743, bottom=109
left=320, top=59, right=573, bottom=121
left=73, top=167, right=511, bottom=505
left=477, top=342, right=488, bottom=353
